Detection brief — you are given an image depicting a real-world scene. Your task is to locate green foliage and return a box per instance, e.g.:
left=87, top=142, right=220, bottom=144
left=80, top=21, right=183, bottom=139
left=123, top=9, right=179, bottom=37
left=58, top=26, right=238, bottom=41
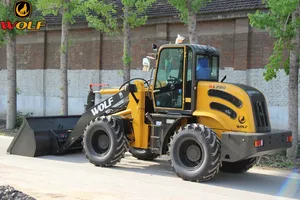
left=248, top=0, right=300, bottom=81
left=119, top=0, right=156, bottom=68
left=15, top=111, right=33, bottom=128
left=82, top=0, right=118, bottom=34
left=168, top=0, right=210, bottom=24
left=117, top=70, right=124, bottom=77
left=121, top=0, right=156, bottom=28
left=122, top=50, right=132, bottom=66
left=16, top=87, right=21, bottom=95
left=36, top=0, right=118, bottom=33
left=257, top=150, right=300, bottom=169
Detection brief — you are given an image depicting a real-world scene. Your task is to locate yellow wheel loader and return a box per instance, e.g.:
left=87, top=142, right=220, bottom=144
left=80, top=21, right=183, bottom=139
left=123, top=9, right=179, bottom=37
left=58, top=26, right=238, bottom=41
left=7, top=43, right=292, bottom=182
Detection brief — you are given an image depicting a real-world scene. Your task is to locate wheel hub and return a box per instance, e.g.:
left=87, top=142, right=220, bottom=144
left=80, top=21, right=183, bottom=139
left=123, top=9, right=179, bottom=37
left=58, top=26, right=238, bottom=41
left=91, top=130, right=110, bottom=154
left=186, top=144, right=201, bottom=162
left=98, top=134, right=109, bottom=149
left=178, top=139, right=203, bottom=168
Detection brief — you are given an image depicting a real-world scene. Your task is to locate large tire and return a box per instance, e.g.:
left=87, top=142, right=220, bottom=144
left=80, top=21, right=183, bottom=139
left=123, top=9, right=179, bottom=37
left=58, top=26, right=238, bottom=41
left=169, top=123, right=221, bottom=182
left=220, top=157, right=257, bottom=173
left=129, top=147, right=159, bottom=161
left=82, top=116, right=128, bottom=167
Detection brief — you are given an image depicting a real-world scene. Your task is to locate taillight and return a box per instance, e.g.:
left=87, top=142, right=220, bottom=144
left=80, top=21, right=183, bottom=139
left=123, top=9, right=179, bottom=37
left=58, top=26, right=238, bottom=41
left=254, top=140, right=264, bottom=147
left=287, top=136, right=292, bottom=142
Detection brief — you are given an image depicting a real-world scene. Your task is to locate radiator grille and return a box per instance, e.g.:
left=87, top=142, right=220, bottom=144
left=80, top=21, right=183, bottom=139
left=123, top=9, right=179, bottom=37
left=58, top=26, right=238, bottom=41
left=253, top=101, right=269, bottom=131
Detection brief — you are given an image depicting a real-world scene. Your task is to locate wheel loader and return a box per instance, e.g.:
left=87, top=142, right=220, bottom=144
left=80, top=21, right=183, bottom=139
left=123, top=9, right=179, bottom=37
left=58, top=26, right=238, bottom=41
left=7, top=43, right=292, bottom=182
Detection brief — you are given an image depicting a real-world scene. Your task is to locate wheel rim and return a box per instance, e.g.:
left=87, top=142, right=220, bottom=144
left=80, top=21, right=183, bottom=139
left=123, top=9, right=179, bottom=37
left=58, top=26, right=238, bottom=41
left=177, top=137, right=204, bottom=169
left=91, top=130, right=110, bottom=155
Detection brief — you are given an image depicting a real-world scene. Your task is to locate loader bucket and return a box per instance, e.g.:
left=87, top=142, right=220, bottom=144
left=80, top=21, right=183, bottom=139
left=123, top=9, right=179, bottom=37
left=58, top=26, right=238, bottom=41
left=7, top=115, right=82, bottom=157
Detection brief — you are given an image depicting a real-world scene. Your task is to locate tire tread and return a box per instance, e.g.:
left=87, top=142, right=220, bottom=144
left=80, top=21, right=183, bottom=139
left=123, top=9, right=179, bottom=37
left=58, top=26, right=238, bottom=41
left=169, top=123, right=221, bottom=182
left=82, top=116, right=128, bottom=167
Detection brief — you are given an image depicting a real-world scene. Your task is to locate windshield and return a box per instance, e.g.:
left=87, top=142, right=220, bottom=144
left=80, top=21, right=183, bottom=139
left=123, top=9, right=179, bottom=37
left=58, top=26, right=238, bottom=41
left=196, top=55, right=219, bottom=81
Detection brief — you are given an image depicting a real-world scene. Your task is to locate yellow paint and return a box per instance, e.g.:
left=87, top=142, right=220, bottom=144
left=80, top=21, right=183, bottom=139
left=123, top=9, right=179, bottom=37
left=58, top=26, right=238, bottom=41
left=112, top=109, right=131, bottom=116
left=124, top=80, right=149, bottom=148
left=193, top=81, right=256, bottom=139
left=99, top=88, right=119, bottom=95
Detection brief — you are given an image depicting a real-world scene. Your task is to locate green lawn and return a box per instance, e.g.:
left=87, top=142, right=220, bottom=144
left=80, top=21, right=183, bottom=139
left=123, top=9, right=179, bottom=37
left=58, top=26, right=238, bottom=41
left=0, top=132, right=6, bottom=136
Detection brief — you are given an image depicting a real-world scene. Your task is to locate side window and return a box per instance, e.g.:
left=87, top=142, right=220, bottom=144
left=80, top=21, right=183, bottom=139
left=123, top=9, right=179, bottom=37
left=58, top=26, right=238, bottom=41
left=185, top=48, right=193, bottom=99
left=211, top=56, right=219, bottom=79
left=195, top=55, right=219, bottom=81
left=196, top=55, right=210, bottom=80
left=187, top=49, right=192, bottom=82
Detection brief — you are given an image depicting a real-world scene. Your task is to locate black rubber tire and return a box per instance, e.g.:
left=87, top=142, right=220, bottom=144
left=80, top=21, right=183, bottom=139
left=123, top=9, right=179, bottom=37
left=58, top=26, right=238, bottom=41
left=169, top=123, right=221, bottom=182
left=82, top=116, right=128, bottom=167
left=220, top=157, right=257, bottom=173
left=129, top=147, right=159, bottom=161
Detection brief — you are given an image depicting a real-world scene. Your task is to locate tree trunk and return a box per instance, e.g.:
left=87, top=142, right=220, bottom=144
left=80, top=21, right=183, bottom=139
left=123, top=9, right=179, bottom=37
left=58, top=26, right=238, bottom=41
left=187, top=0, right=198, bottom=44
left=287, top=6, right=300, bottom=160
left=60, top=0, right=69, bottom=116
left=123, top=5, right=131, bottom=82
left=5, top=0, right=17, bottom=130
left=5, top=34, right=17, bottom=130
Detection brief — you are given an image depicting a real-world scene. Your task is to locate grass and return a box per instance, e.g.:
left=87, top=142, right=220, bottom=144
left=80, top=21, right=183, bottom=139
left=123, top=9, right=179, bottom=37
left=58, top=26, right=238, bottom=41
left=256, top=149, right=300, bottom=171
left=0, top=132, right=6, bottom=136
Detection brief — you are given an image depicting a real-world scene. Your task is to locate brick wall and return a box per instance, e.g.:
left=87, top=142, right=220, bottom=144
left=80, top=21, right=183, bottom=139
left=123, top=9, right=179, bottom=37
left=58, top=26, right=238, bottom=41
left=45, top=29, right=101, bottom=70
left=248, top=29, right=278, bottom=69
left=0, top=17, right=276, bottom=72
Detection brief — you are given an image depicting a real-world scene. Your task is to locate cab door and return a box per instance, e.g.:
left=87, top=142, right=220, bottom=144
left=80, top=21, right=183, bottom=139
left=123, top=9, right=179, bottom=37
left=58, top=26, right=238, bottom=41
left=153, top=46, right=188, bottom=114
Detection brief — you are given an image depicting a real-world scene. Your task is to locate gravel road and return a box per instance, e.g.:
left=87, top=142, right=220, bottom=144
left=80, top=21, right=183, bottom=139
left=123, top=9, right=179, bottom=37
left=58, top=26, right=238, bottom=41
left=0, top=136, right=299, bottom=200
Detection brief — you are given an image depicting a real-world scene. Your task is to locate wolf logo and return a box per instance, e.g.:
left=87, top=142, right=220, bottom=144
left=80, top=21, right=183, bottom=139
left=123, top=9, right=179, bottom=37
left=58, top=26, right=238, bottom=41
left=15, top=1, right=31, bottom=18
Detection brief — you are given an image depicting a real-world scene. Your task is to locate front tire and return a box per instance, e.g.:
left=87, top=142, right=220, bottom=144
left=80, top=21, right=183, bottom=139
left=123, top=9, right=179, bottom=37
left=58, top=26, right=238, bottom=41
left=169, top=124, right=221, bottom=182
left=82, top=116, right=128, bottom=167
left=220, top=157, right=257, bottom=173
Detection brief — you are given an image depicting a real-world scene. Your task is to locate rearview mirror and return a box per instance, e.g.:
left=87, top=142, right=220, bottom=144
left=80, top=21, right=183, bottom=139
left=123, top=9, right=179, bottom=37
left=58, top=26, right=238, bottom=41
left=142, top=57, right=151, bottom=72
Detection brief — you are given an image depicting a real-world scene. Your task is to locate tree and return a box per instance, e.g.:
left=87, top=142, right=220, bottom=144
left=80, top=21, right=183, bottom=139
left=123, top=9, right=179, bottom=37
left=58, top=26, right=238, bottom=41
left=0, top=0, right=40, bottom=129
left=119, top=0, right=156, bottom=82
left=168, top=0, right=210, bottom=44
left=36, top=0, right=118, bottom=115
left=249, top=0, right=300, bottom=160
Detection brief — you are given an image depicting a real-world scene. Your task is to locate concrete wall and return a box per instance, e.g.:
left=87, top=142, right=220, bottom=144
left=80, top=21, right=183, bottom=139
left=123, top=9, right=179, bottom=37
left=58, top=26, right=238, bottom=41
left=0, top=69, right=151, bottom=116
left=0, top=16, right=299, bottom=135
left=1, top=68, right=299, bottom=132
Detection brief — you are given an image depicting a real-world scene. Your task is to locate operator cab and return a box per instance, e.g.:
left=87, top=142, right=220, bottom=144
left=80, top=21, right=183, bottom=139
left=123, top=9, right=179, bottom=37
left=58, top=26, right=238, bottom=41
left=151, top=44, right=220, bottom=114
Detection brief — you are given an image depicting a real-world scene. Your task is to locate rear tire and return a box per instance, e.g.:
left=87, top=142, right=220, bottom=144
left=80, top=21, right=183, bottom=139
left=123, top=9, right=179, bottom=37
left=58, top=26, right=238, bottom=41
left=129, top=147, right=159, bottom=161
left=220, top=157, right=257, bottom=173
left=82, top=116, right=128, bottom=167
left=169, top=124, right=221, bottom=182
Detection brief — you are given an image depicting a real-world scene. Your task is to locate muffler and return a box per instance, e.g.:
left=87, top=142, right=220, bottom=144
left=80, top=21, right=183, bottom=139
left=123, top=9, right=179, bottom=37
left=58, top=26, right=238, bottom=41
left=7, top=115, right=82, bottom=157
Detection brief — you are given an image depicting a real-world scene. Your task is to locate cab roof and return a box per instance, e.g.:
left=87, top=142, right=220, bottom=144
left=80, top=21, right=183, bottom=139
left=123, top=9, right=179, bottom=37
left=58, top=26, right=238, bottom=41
left=160, top=44, right=220, bottom=56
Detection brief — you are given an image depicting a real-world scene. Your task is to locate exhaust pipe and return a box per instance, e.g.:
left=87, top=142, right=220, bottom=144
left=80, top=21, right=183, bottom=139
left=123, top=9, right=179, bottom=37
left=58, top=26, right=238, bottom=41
left=7, top=115, right=82, bottom=157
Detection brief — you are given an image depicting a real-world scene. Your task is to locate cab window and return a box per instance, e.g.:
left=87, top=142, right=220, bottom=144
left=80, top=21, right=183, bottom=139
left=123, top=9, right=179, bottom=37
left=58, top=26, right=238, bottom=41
left=196, top=55, right=219, bottom=81
left=154, top=47, right=184, bottom=108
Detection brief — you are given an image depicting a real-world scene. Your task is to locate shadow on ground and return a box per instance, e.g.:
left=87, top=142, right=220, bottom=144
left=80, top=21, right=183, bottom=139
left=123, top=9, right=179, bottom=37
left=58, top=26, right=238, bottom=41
left=40, top=152, right=88, bottom=164
left=37, top=152, right=300, bottom=199
left=209, top=170, right=300, bottom=199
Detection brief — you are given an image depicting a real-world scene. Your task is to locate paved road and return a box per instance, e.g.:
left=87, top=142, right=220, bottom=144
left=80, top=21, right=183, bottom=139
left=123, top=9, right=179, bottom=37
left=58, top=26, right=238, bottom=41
left=0, top=136, right=299, bottom=200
